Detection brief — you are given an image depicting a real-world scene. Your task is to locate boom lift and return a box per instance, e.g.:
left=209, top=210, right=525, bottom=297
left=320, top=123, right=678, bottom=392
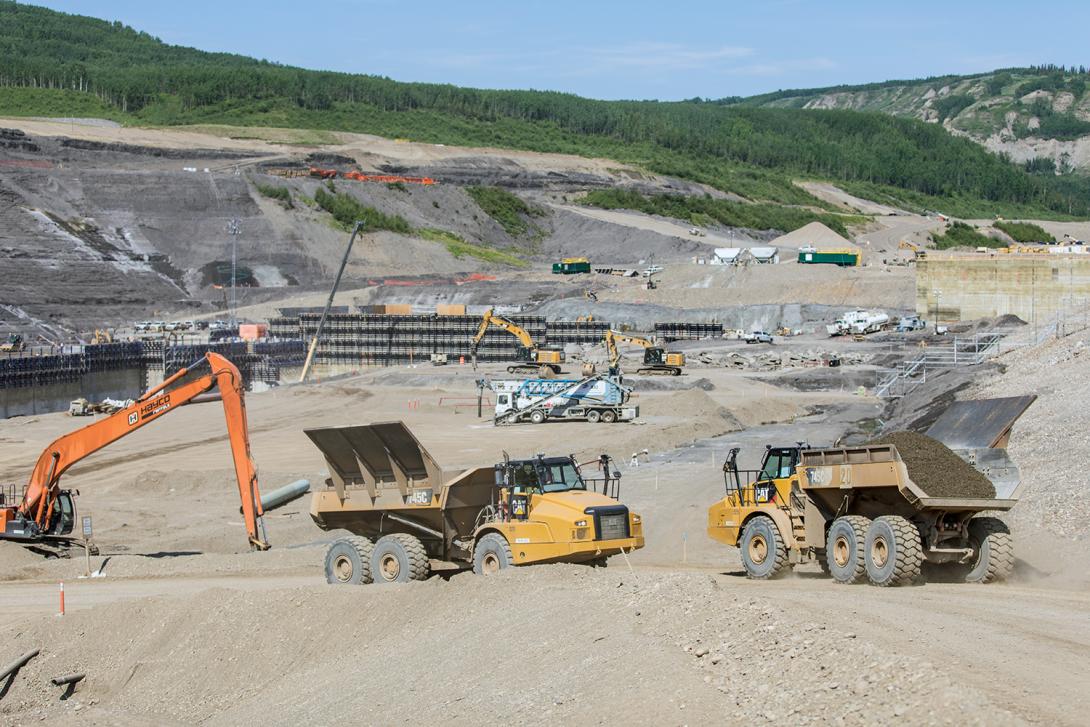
left=604, top=329, right=685, bottom=376
left=471, top=308, right=564, bottom=378
left=0, top=353, right=270, bottom=552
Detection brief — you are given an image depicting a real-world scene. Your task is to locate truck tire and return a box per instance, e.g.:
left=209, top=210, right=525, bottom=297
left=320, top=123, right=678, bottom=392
left=739, top=515, right=787, bottom=580
left=473, top=533, right=513, bottom=575
left=586, top=409, right=601, bottom=423
left=600, top=409, right=618, bottom=424
left=965, top=517, right=1014, bottom=584
left=863, top=515, right=922, bottom=587
left=826, top=516, right=870, bottom=584
left=324, top=536, right=374, bottom=585
left=370, top=533, right=429, bottom=584
left=530, top=410, right=547, bottom=424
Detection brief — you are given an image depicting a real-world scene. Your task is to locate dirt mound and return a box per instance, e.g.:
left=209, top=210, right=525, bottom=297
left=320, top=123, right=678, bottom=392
left=0, top=568, right=1016, bottom=725
left=769, top=221, right=853, bottom=249
left=870, top=430, right=995, bottom=498
left=642, top=388, right=740, bottom=430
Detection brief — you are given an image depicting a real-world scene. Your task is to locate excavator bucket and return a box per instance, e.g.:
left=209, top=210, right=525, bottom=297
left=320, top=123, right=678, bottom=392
left=304, top=421, right=442, bottom=494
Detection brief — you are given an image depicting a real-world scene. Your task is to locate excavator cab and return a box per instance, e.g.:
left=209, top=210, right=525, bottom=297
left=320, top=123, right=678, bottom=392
left=1, top=489, right=74, bottom=540
left=643, top=347, right=685, bottom=368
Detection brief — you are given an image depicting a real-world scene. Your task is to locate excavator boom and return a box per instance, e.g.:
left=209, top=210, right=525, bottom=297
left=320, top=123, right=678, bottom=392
left=604, top=330, right=684, bottom=375
left=471, top=308, right=535, bottom=349
left=2, top=353, right=268, bottom=550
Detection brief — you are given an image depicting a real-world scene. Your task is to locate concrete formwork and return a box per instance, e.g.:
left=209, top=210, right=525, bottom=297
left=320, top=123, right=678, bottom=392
left=917, top=254, right=1090, bottom=323
left=0, top=366, right=145, bottom=418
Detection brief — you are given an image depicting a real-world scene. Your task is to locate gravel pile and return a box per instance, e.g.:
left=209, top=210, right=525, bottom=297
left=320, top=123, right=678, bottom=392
left=870, top=430, right=996, bottom=498
left=970, top=329, right=1090, bottom=540
left=0, top=567, right=1018, bottom=725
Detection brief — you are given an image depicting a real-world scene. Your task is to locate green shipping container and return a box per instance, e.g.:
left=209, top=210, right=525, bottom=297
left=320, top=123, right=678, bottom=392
left=797, top=250, right=859, bottom=267
left=551, top=261, right=592, bottom=274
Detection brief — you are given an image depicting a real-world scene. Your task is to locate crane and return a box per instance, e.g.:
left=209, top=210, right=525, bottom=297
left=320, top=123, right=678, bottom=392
left=470, top=308, right=564, bottom=378
left=604, top=330, right=685, bottom=376
left=0, top=353, right=270, bottom=553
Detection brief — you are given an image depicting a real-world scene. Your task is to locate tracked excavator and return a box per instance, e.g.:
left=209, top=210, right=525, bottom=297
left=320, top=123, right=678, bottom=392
left=604, top=330, right=685, bottom=376
left=471, top=308, right=564, bottom=378
left=0, top=353, right=270, bottom=554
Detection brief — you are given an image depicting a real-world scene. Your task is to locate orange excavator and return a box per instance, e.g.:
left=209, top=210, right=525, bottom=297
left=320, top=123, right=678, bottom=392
left=0, top=353, right=270, bottom=552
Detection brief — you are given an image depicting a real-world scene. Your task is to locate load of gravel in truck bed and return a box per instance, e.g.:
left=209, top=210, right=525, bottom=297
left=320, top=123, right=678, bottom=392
left=869, top=430, right=996, bottom=499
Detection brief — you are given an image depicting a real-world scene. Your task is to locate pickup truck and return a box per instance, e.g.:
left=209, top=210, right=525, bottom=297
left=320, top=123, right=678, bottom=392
left=743, top=331, right=773, bottom=344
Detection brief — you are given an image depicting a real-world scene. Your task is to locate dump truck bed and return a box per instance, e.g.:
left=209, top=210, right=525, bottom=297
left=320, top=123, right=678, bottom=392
left=798, top=444, right=1019, bottom=513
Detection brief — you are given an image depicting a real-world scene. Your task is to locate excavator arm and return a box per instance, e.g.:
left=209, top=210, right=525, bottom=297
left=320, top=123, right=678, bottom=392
left=471, top=308, right=538, bottom=366
left=10, top=352, right=268, bottom=550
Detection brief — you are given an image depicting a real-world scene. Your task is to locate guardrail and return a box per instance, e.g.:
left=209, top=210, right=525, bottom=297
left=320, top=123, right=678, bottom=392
left=875, top=334, right=1003, bottom=398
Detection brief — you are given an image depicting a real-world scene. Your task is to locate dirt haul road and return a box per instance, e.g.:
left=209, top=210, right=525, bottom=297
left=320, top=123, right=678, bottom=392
left=0, top=566, right=1086, bottom=725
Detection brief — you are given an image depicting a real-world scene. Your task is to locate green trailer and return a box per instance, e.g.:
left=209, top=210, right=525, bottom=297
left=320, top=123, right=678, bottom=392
left=797, top=247, right=861, bottom=267
left=552, top=257, right=592, bottom=274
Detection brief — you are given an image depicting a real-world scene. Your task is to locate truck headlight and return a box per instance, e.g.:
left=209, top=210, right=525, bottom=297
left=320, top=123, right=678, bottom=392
left=575, top=519, right=588, bottom=527
left=631, top=514, right=642, bottom=524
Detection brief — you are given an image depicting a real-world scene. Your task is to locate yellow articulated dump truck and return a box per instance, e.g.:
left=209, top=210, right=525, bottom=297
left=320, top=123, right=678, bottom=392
left=707, top=397, right=1033, bottom=587
left=307, top=422, right=644, bottom=584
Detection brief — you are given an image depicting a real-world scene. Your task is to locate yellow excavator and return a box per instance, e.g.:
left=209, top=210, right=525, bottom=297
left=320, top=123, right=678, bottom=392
left=604, top=330, right=685, bottom=376
left=471, top=308, right=565, bottom=378
left=898, top=240, right=927, bottom=261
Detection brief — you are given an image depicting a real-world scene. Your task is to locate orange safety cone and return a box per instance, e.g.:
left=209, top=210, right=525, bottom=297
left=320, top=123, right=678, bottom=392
left=58, top=581, right=65, bottom=616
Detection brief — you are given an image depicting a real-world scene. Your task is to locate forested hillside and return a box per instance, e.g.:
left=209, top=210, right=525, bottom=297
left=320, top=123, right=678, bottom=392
left=732, top=67, right=1090, bottom=176
left=0, top=1, right=1086, bottom=217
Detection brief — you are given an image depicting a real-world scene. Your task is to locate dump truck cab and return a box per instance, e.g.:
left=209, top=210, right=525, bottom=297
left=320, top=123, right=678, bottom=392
left=707, top=444, right=807, bottom=555
left=309, top=423, right=644, bottom=585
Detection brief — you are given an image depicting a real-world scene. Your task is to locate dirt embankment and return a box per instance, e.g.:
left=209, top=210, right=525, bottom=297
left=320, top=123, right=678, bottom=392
left=0, top=567, right=1019, bottom=726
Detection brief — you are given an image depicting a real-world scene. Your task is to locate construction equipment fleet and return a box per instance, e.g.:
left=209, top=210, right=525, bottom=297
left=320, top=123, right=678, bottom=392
left=0, top=353, right=274, bottom=553
left=706, top=397, right=1032, bottom=586
left=488, top=374, right=637, bottom=425
left=308, top=422, right=644, bottom=583
left=604, top=329, right=685, bottom=376
left=471, top=308, right=564, bottom=377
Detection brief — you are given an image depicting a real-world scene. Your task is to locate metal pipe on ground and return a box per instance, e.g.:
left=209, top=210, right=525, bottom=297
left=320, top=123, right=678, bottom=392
left=51, top=672, right=84, bottom=700
left=0, top=649, right=39, bottom=682
left=260, top=479, right=310, bottom=512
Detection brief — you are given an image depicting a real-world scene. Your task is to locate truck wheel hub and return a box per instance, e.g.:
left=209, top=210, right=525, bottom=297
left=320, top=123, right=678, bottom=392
left=482, top=553, right=500, bottom=574
left=380, top=554, right=401, bottom=580
left=748, top=535, right=767, bottom=564
left=871, top=538, right=889, bottom=568
left=833, top=536, right=850, bottom=567
left=333, top=555, right=354, bottom=582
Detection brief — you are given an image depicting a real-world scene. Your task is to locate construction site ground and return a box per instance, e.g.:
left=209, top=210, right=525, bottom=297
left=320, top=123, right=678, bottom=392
left=3, top=118, right=1089, bottom=724
left=2, top=331, right=1089, bottom=725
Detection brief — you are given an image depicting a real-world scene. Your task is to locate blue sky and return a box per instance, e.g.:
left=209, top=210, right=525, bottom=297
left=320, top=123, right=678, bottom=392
left=32, top=0, right=1090, bottom=100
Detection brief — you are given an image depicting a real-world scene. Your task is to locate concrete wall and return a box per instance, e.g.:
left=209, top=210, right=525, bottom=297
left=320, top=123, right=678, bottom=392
left=0, top=366, right=145, bottom=419
left=917, top=255, right=1090, bottom=323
